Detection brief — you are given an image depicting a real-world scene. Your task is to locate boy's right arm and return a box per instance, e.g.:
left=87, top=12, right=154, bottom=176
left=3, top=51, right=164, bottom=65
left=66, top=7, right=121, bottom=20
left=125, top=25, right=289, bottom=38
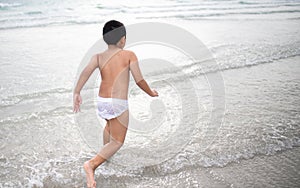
left=129, top=51, right=158, bottom=97
left=136, top=80, right=158, bottom=97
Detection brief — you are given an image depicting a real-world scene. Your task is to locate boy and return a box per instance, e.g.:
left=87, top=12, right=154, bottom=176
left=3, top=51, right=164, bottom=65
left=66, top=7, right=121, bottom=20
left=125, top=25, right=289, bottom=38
left=73, top=20, right=158, bottom=188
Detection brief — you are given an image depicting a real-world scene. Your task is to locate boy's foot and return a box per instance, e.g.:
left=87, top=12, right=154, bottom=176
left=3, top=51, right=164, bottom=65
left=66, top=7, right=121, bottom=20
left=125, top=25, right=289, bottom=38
left=83, top=161, right=96, bottom=188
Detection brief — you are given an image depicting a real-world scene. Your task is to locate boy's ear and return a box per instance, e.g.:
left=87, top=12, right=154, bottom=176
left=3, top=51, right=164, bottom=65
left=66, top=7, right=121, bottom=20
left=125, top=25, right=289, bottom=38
left=119, top=36, right=126, bottom=46
left=117, top=36, right=126, bottom=47
left=121, top=36, right=126, bottom=43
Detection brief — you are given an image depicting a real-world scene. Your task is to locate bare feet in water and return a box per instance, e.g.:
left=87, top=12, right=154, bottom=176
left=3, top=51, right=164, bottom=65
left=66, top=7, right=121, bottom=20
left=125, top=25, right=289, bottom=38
left=84, top=161, right=96, bottom=188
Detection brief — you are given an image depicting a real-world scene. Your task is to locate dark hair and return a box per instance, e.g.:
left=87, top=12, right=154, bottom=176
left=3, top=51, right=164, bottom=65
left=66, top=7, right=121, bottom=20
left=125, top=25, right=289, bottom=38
left=103, top=20, right=126, bottom=45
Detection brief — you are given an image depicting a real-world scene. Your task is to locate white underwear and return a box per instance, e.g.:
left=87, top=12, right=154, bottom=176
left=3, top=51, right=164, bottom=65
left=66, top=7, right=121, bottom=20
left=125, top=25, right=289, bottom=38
left=97, top=96, right=128, bottom=120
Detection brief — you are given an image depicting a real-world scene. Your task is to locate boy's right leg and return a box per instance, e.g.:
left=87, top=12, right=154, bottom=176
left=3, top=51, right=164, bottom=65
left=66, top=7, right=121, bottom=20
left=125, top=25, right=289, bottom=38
left=84, top=111, right=129, bottom=187
left=83, top=161, right=96, bottom=188
left=90, top=110, right=129, bottom=167
left=103, top=121, right=110, bottom=145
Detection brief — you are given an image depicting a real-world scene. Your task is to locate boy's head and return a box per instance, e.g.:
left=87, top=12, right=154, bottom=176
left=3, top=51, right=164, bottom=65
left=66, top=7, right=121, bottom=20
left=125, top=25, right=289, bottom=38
left=103, top=20, right=126, bottom=47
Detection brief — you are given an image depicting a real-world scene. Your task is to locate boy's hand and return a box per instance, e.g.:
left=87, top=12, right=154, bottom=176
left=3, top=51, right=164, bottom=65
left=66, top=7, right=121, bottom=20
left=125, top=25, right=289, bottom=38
left=73, top=93, right=82, bottom=113
left=151, top=89, right=159, bottom=97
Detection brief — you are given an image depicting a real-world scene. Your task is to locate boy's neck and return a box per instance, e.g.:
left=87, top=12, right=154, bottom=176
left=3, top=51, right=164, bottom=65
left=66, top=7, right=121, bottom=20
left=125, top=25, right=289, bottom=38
left=108, top=45, right=122, bottom=50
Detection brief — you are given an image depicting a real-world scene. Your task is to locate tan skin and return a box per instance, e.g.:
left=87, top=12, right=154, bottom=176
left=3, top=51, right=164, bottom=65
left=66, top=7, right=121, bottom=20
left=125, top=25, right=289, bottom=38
left=73, top=36, right=158, bottom=188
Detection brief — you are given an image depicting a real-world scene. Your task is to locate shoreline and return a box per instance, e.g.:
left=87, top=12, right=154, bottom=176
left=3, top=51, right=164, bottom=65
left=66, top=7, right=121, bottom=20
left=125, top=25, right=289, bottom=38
left=88, top=146, right=300, bottom=188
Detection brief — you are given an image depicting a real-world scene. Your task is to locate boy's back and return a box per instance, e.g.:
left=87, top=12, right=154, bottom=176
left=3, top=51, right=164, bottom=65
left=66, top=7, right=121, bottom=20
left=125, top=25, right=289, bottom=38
left=98, top=48, right=142, bottom=100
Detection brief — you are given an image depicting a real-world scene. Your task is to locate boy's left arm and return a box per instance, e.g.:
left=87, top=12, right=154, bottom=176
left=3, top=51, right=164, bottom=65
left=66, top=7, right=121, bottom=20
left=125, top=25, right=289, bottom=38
left=73, top=55, right=98, bottom=112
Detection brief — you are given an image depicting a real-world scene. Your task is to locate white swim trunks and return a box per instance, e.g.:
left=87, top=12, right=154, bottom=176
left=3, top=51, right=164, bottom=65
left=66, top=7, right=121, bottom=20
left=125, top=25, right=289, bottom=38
left=97, top=96, right=128, bottom=120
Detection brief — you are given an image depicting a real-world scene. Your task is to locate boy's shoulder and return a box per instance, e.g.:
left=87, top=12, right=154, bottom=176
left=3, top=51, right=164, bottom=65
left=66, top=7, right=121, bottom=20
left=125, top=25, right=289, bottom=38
left=121, top=49, right=135, bottom=55
left=121, top=50, right=137, bottom=59
left=96, top=50, right=137, bottom=61
left=97, top=49, right=135, bottom=56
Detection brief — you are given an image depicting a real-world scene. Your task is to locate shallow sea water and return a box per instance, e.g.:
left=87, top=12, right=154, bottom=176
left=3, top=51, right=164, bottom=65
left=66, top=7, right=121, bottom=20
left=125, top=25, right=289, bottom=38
left=0, top=0, right=300, bottom=187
